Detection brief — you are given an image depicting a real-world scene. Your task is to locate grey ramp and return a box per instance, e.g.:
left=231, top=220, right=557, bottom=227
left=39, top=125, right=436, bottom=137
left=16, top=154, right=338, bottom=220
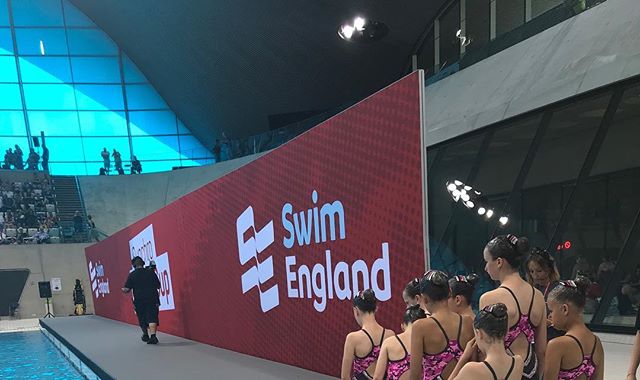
left=42, top=316, right=336, bottom=380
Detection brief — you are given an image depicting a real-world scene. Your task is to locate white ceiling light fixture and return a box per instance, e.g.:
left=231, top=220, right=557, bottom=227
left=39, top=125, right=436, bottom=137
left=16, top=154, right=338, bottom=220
left=340, top=25, right=355, bottom=39
left=499, top=216, right=509, bottom=226
left=354, top=17, right=366, bottom=31
left=485, top=209, right=494, bottom=218
left=477, top=207, right=486, bottom=215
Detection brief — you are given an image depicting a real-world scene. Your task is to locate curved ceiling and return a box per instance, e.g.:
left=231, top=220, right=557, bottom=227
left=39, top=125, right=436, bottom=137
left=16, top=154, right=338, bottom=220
left=70, top=0, right=446, bottom=149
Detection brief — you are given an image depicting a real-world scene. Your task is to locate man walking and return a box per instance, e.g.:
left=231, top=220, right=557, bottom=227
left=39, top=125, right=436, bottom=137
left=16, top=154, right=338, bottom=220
left=122, top=256, right=161, bottom=344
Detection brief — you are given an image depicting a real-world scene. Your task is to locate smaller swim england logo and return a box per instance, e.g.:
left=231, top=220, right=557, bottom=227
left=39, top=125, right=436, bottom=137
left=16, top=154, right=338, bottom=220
left=236, top=206, right=279, bottom=312
left=88, top=260, right=109, bottom=298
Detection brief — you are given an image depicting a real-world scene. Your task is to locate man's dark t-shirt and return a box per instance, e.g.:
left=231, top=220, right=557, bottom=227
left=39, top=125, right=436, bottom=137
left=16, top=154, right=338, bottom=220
left=124, top=268, right=161, bottom=303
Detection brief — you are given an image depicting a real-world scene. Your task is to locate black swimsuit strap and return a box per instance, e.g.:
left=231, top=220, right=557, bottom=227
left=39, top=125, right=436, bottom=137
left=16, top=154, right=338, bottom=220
left=378, top=328, right=386, bottom=346
left=527, top=284, right=535, bottom=315
left=590, top=335, right=599, bottom=357
left=566, top=334, right=585, bottom=357
left=431, top=317, right=450, bottom=341
left=456, top=314, right=463, bottom=341
left=362, top=329, right=375, bottom=347
left=396, top=335, right=409, bottom=358
left=505, top=356, right=516, bottom=379
left=483, top=361, right=498, bottom=380
left=500, top=286, right=523, bottom=316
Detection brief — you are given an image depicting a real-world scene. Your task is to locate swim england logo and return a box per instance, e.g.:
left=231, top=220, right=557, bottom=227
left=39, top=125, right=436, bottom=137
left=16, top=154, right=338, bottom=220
left=89, top=260, right=109, bottom=298
left=236, top=206, right=279, bottom=313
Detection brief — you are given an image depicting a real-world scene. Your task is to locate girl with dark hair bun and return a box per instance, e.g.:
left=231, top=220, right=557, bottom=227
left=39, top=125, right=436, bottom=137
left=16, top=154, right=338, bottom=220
left=480, top=234, right=546, bottom=380
left=373, top=305, right=427, bottom=380
left=544, top=277, right=604, bottom=380
left=449, top=303, right=524, bottom=380
left=409, top=270, right=474, bottom=380
left=403, top=278, right=421, bottom=307
left=526, top=248, right=563, bottom=341
left=341, top=289, right=394, bottom=380
left=449, top=274, right=479, bottom=318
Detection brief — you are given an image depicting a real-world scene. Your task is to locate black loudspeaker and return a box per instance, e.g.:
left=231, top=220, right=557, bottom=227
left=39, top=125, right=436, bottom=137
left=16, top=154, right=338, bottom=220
left=32, top=137, right=40, bottom=147
left=38, top=281, right=52, bottom=299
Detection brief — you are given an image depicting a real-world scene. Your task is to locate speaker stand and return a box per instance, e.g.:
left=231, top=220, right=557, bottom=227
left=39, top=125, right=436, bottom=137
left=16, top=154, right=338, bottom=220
left=43, top=298, right=54, bottom=318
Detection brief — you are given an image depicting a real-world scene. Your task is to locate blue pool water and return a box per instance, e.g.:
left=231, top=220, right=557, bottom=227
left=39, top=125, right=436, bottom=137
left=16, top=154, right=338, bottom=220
left=0, top=331, right=84, bottom=379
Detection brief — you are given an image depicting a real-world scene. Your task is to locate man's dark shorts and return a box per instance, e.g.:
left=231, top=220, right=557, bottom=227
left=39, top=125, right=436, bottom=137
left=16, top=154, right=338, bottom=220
left=135, top=301, right=159, bottom=325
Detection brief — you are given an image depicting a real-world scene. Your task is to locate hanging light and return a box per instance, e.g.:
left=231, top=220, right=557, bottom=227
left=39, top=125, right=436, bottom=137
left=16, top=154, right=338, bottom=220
left=485, top=209, right=494, bottom=218
left=477, top=207, right=486, bottom=215
left=465, top=201, right=475, bottom=208
left=499, top=216, right=509, bottom=225
left=447, top=183, right=457, bottom=192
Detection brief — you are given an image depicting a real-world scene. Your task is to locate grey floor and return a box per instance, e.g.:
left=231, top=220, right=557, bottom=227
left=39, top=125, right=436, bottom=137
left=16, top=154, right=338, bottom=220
left=41, top=316, right=335, bottom=380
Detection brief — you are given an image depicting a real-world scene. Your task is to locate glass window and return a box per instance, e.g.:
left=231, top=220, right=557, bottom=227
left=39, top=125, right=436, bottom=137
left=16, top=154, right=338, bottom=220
left=15, top=28, right=67, bottom=55
left=43, top=137, right=86, bottom=161
left=71, top=57, right=121, bottom=83
left=177, top=119, right=189, bottom=134
left=125, top=84, right=168, bottom=110
left=131, top=135, right=180, bottom=160
left=465, top=0, right=490, bottom=53
left=12, top=0, right=64, bottom=27
left=0, top=83, right=23, bottom=109
left=62, top=0, right=96, bottom=27
left=0, top=111, right=26, bottom=135
left=23, top=83, right=75, bottom=110
left=179, top=135, right=210, bottom=159
left=591, top=85, right=640, bottom=176
left=81, top=137, right=130, bottom=162
left=129, top=110, right=177, bottom=135
left=0, top=137, right=29, bottom=157
left=47, top=162, right=87, bottom=176
left=0, top=55, right=17, bottom=82
left=67, top=29, right=117, bottom=55
left=123, top=54, right=146, bottom=83
left=418, top=31, right=435, bottom=76
left=28, top=111, right=80, bottom=136
left=19, top=57, right=72, bottom=83
left=520, top=184, right=564, bottom=249
left=139, top=160, right=183, bottom=173
left=532, top=0, right=564, bottom=18
left=0, top=1, right=8, bottom=26
left=524, top=93, right=612, bottom=188
left=78, top=111, right=128, bottom=136
left=75, top=84, right=124, bottom=110
left=439, top=1, right=460, bottom=70
left=0, top=28, right=12, bottom=55
left=496, top=0, right=525, bottom=37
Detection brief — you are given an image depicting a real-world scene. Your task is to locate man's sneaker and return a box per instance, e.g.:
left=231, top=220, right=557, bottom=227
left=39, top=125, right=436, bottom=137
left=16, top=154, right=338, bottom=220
left=147, top=335, right=158, bottom=345
left=141, top=334, right=150, bottom=342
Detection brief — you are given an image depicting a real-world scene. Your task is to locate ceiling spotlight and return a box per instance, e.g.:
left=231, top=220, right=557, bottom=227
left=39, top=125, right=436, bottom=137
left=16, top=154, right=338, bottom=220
left=465, top=201, right=475, bottom=208
left=454, top=180, right=463, bottom=186
left=485, top=209, right=494, bottom=218
left=340, top=25, right=355, bottom=39
left=499, top=216, right=509, bottom=225
left=447, top=183, right=457, bottom=192
left=464, top=185, right=472, bottom=191
left=461, top=193, right=470, bottom=202
left=354, top=17, right=366, bottom=31
left=338, top=18, right=388, bottom=42
left=477, top=207, right=486, bottom=215
left=474, top=190, right=481, bottom=195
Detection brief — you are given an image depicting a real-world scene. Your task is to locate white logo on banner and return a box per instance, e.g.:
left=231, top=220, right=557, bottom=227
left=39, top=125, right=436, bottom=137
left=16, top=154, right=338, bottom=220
left=129, top=225, right=175, bottom=311
left=236, top=206, right=279, bottom=313
left=88, top=260, right=110, bottom=298
left=237, top=190, right=392, bottom=314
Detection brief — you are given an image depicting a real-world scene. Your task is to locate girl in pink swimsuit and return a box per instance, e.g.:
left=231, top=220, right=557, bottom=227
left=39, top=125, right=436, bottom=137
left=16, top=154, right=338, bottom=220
left=373, top=305, right=427, bottom=380
left=544, top=278, right=604, bottom=380
left=341, top=289, right=393, bottom=380
left=448, top=274, right=479, bottom=318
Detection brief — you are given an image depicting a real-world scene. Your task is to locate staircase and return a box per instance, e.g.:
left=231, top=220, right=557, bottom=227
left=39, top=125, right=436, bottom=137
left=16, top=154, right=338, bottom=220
left=51, top=176, right=87, bottom=243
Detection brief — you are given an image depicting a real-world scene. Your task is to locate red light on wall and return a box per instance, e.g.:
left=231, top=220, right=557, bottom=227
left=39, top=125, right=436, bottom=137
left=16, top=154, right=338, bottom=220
left=564, top=241, right=572, bottom=249
left=556, top=240, right=572, bottom=251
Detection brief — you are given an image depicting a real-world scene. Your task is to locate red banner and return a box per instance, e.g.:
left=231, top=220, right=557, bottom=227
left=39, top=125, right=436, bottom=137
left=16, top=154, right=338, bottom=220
left=86, top=72, right=426, bottom=376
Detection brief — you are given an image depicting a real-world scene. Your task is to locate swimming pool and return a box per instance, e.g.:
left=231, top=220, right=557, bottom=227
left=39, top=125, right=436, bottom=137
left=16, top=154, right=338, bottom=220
left=0, top=331, right=84, bottom=380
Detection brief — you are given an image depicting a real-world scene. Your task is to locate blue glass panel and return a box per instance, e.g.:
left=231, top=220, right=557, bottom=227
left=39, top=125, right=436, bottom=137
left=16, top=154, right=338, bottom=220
left=178, top=135, right=210, bottom=159
left=0, top=55, right=17, bottom=82
left=0, top=84, right=23, bottom=109
left=48, top=162, right=87, bottom=176
left=78, top=111, right=128, bottom=136
left=75, top=84, right=124, bottom=110
left=67, top=29, right=117, bottom=55
left=16, top=29, right=67, bottom=55
left=0, top=1, right=8, bottom=26
left=12, top=0, right=64, bottom=27
left=139, top=160, right=183, bottom=173
left=0, top=111, right=26, bottom=135
left=0, top=137, right=29, bottom=161
left=123, top=54, right=146, bottom=83
left=131, top=135, right=179, bottom=160
left=71, top=57, right=120, bottom=83
left=62, top=0, right=96, bottom=27
left=125, top=84, right=168, bottom=110
left=23, top=84, right=75, bottom=110
left=177, top=119, right=190, bottom=134
left=28, top=111, right=80, bottom=136
left=19, top=57, right=72, bottom=83
left=81, top=137, right=130, bottom=163
left=43, top=137, right=85, bottom=161
left=129, top=111, right=177, bottom=135
left=0, top=28, right=12, bottom=54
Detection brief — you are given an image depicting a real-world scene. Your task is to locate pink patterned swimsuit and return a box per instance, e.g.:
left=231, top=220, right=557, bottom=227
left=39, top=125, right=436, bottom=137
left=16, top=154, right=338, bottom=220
left=386, top=335, right=410, bottom=380
left=501, top=286, right=538, bottom=380
left=421, top=315, right=463, bottom=380
left=557, top=335, right=598, bottom=380
left=352, top=328, right=386, bottom=380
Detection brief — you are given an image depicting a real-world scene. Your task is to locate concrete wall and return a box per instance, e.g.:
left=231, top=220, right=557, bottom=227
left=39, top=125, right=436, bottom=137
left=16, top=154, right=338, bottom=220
left=79, top=153, right=264, bottom=235
left=0, top=243, right=93, bottom=318
left=425, top=0, right=640, bottom=146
